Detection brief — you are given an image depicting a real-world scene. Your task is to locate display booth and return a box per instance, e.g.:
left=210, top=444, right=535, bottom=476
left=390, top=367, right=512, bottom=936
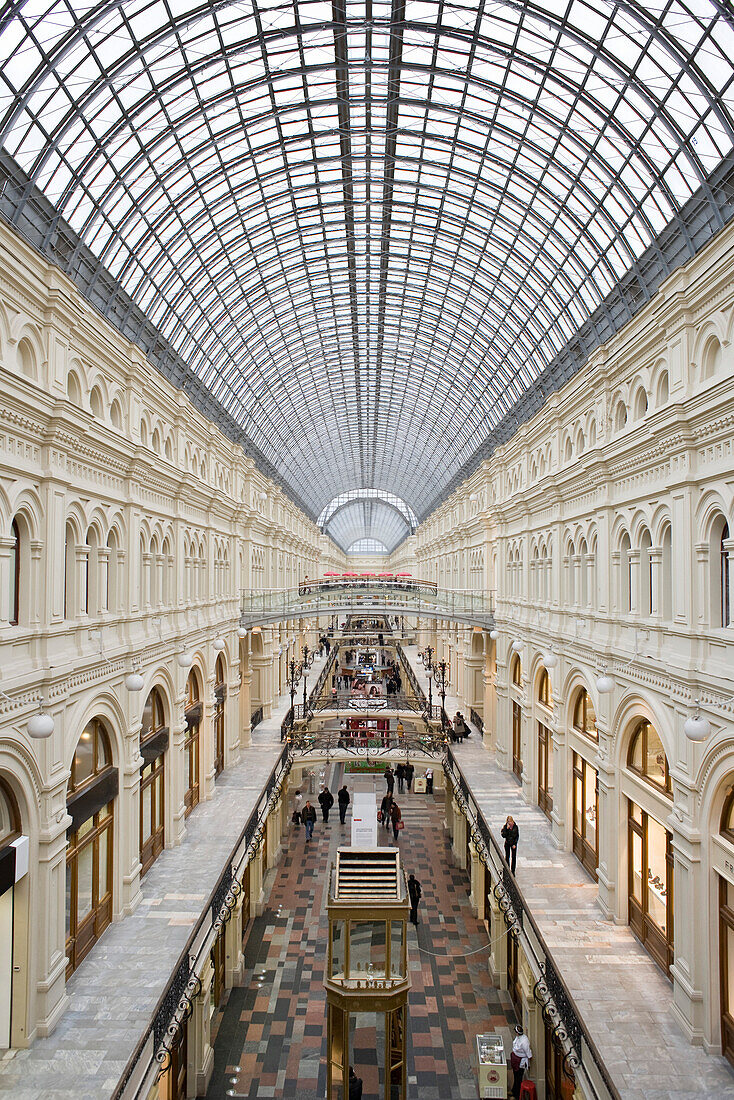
left=325, top=848, right=410, bottom=1100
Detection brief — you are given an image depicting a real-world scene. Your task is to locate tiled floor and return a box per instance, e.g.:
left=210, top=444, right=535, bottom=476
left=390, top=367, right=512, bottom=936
left=206, top=771, right=519, bottom=1099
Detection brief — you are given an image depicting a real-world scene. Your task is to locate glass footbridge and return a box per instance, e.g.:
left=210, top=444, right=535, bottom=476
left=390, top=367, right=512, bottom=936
left=240, top=579, right=495, bottom=630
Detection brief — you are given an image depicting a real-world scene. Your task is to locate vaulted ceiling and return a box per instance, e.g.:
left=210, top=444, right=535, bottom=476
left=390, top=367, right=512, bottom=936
left=1, top=0, right=733, bottom=550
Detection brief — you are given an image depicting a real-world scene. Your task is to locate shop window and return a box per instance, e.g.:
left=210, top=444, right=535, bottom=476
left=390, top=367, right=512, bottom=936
left=572, top=688, right=597, bottom=741
left=8, top=519, right=19, bottom=625
left=572, top=753, right=598, bottom=879
left=627, top=721, right=671, bottom=796
left=537, top=722, right=553, bottom=819
left=0, top=778, right=20, bottom=848
left=214, top=655, right=226, bottom=778
left=511, top=655, right=521, bottom=685
left=538, top=668, right=552, bottom=708
left=184, top=671, right=201, bottom=817
left=140, top=688, right=167, bottom=876
left=628, top=800, right=674, bottom=976
left=512, top=701, right=522, bottom=781
left=65, top=720, right=116, bottom=976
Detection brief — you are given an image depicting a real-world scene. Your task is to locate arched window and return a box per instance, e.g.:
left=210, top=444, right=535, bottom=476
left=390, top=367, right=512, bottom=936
left=538, top=668, right=552, bottom=708
left=66, top=719, right=116, bottom=975
left=660, top=525, right=673, bottom=621
left=511, top=655, right=521, bottom=685
left=615, top=402, right=628, bottom=432
left=656, top=371, right=669, bottom=406
left=628, top=720, right=671, bottom=796
left=722, top=521, right=731, bottom=629
left=184, top=671, right=202, bottom=816
left=140, top=688, right=167, bottom=876
left=634, top=388, right=648, bottom=420
left=720, top=788, right=734, bottom=1064
left=620, top=532, right=632, bottom=613
left=573, top=688, right=597, bottom=740
left=214, top=656, right=226, bottom=778
left=110, top=399, right=123, bottom=430
left=67, top=370, right=82, bottom=407
left=64, top=521, right=76, bottom=618
left=89, top=386, right=103, bottom=419
left=9, top=519, right=19, bottom=625
left=0, top=777, right=20, bottom=848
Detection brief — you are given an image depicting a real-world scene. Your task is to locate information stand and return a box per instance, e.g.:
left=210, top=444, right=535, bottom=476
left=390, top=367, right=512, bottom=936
left=476, top=1033, right=507, bottom=1099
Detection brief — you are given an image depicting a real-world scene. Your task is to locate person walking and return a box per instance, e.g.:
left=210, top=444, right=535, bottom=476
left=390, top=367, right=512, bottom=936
left=384, top=765, right=395, bottom=796
left=294, top=790, right=303, bottom=818
left=396, top=762, right=405, bottom=793
left=404, top=761, right=414, bottom=792
left=407, top=873, right=422, bottom=925
left=390, top=800, right=402, bottom=842
left=338, top=784, right=350, bottom=825
left=425, top=767, right=433, bottom=794
left=302, top=800, right=317, bottom=842
left=501, top=815, right=519, bottom=873
left=510, top=1025, right=532, bottom=1098
left=380, top=793, right=393, bottom=830
left=319, top=786, right=334, bottom=823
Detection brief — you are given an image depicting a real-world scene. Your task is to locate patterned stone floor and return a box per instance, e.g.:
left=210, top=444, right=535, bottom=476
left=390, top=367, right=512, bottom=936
left=206, top=771, right=518, bottom=1099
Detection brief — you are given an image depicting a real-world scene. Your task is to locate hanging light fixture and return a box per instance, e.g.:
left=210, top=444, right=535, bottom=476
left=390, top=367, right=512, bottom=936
left=684, top=701, right=711, bottom=742
left=237, top=626, right=248, bottom=639
left=213, top=637, right=226, bottom=651
left=542, top=649, right=558, bottom=669
left=28, top=699, right=55, bottom=739
left=511, top=638, right=523, bottom=653
left=177, top=650, right=194, bottom=668
left=596, top=669, right=615, bottom=693
left=125, top=670, right=145, bottom=692
left=489, top=629, right=499, bottom=640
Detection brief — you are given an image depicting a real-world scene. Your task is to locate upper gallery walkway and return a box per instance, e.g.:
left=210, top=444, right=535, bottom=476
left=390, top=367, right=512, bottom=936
left=402, top=645, right=734, bottom=1100
left=240, top=579, right=495, bottom=630
left=0, top=655, right=328, bottom=1100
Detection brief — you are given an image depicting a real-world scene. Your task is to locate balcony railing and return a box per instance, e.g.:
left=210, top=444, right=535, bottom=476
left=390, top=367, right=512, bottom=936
left=240, top=583, right=495, bottom=630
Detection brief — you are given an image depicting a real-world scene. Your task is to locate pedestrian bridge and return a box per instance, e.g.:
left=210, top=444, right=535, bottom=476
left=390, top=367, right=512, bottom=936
left=240, top=581, right=495, bottom=630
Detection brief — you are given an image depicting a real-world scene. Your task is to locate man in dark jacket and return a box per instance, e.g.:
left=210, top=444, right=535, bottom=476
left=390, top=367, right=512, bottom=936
left=318, top=786, right=335, bottom=822
left=302, top=801, right=317, bottom=841
left=338, top=785, right=350, bottom=825
left=408, top=873, right=422, bottom=925
left=396, top=762, right=405, bottom=793
left=404, top=761, right=415, bottom=792
left=348, top=1066, right=363, bottom=1099
left=384, top=765, right=395, bottom=795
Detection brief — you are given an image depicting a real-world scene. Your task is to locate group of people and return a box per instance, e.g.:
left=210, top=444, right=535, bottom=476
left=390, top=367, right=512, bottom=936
left=291, top=784, right=351, bottom=839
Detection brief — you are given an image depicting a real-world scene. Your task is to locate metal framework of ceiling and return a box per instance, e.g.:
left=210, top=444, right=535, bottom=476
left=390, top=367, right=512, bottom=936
left=1, top=0, right=734, bottom=551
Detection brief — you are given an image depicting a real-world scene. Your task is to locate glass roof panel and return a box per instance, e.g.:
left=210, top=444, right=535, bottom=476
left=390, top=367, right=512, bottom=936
left=0, top=0, right=732, bottom=543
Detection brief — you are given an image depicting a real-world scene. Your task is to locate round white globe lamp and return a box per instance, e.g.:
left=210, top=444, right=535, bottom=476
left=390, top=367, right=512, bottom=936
left=177, top=650, right=194, bottom=669
left=28, top=711, right=55, bottom=739
left=125, top=671, right=145, bottom=692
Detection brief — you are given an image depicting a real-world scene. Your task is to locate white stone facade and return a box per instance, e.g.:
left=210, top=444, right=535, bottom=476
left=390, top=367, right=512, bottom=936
left=0, top=221, right=331, bottom=1047
left=411, top=218, right=734, bottom=1056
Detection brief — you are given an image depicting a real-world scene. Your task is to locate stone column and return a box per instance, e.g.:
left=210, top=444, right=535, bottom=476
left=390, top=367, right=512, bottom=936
left=170, top=685, right=188, bottom=848
left=670, top=787, right=705, bottom=1045
left=724, top=539, right=734, bottom=627
left=226, top=898, right=244, bottom=988
left=495, top=664, right=510, bottom=773
left=121, top=712, right=144, bottom=917
left=594, top=737, right=617, bottom=922
left=628, top=548, right=641, bottom=616
left=34, top=771, right=70, bottom=1039
left=468, top=840, right=482, bottom=917
left=694, top=542, right=709, bottom=627
left=648, top=546, right=663, bottom=619
left=452, top=800, right=467, bottom=869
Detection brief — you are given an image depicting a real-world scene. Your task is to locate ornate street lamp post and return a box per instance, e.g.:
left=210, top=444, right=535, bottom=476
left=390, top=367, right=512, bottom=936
left=286, top=658, right=302, bottom=718
left=432, top=660, right=450, bottom=733
left=302, top=645, right=314, bottom=708
left=422, top=646, right=434, bottom=710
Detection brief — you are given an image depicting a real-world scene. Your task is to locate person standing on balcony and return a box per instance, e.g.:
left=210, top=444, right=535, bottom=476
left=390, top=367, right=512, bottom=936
left=338, top=785, right=350, bottom=825
left=501, top=815, right=519, bottom=873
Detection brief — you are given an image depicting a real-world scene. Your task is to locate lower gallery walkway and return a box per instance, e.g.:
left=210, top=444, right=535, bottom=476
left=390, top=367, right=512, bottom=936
left=402, top=645, right=734, bottom=1100
left=206, top=772, right=517, bottom=1099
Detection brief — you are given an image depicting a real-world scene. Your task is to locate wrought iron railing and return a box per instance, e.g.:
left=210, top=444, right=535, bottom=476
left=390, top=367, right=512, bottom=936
left=442, top=749, right=621, bottom=1100
left=286, top=730, right=447, bottom=758
left=250, top=706, right=263, bottom=729
left=112, top=743, right=292, bottom=1100
left=308, top=644, right=339, bottom=709
left=470, top=707, right=484, bottom=733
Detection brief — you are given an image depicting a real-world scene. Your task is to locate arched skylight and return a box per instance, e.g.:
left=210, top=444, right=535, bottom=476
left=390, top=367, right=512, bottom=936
left=0, top=0, right=733, bottom=538
left=347, top=539, right=389, bottom=554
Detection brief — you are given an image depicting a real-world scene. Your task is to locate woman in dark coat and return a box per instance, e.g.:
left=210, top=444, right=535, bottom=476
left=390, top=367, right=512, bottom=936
left=390, top=801, right=402, bottom=842
left=501, top=815, right=519, bottom=873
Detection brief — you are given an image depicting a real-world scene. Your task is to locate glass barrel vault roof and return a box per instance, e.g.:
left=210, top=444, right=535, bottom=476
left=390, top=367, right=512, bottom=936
left=0, top=0, right=733, bottom=546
